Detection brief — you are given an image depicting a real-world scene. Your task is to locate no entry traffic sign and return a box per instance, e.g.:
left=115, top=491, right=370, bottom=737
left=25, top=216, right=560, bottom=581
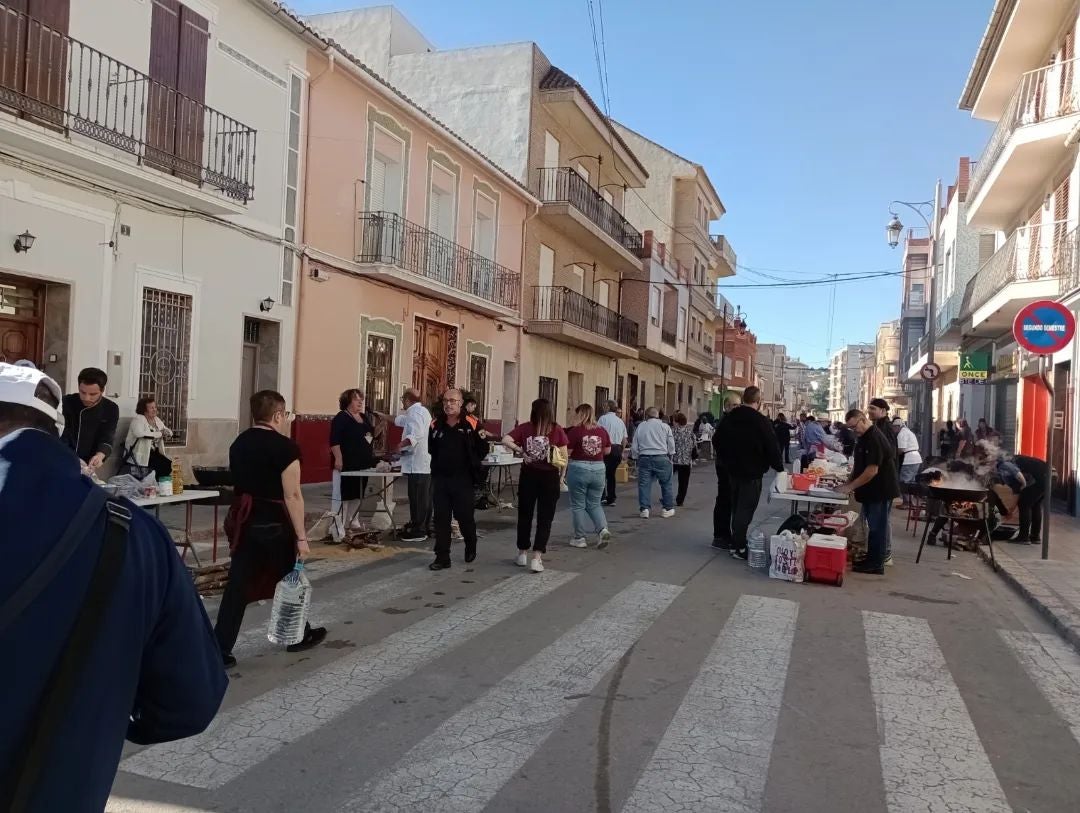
left=1013, top=300, right=1076, bottom=355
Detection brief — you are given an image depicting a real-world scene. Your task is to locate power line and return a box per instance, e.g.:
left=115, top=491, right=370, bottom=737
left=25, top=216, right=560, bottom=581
left=596, top=0, right=612, bottom=115
left=584, top=0, right=609, bottom=115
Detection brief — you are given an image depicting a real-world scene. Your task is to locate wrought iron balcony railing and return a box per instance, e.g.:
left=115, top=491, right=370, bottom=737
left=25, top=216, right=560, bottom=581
left=537, top=166, right=644, bottom=257
left=660, top=326, right=677, bottom=345
left=357, top=212, right=521, bottom=310
left=531, top=286, right=638, bottom=346
left=935, top=289, right=964, bottom=336
left=969, top=57, right=1080, bottom=203
left=0, top=3, right=256, bottom=200
left=960, top=224, right=1076, bottom=318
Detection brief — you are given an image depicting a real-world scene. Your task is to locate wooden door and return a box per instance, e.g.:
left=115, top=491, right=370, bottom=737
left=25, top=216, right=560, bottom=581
left=146, top=0, right=180, bottom=169
left=174, top=3, right=208, bottom=181
left=0, top=277, right=44, bottom=365
left=23, top=0, right=68, bottom=125
left=0, top=1, right=29, bottom=100
left=412, top=319, right=451, bottom=407
left=238, top=343, right=258, bottom=430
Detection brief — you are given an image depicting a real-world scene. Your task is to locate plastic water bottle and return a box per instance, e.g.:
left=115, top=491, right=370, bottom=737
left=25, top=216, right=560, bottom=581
left=748, top=531, right=768, bottom=569
left=267, top=561, right=311, bottom=646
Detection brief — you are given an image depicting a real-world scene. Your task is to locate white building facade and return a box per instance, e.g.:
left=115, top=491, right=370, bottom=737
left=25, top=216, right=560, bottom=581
left=827, top=344, right=872, bottom=422
left=0, top=0, right=308, bottom=467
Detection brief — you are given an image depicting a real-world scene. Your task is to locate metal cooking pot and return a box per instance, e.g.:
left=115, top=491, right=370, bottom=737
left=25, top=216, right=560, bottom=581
left=927, top=484, right=989, bottom=503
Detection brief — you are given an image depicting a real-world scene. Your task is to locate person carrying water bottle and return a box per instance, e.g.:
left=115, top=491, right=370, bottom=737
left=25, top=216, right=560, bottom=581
left=215, top=390, right=327, bottom=668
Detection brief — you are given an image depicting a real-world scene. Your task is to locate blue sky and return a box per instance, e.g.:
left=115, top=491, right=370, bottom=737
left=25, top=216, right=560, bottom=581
left=291, top=0, right=993, bottom=367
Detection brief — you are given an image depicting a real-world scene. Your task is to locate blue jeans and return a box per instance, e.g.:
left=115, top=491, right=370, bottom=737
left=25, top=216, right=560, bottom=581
left=637, top=455, right=674, bottom=511
left=862, top=500, right=892, bottom=568
left=567, top=460, right=608, bottom=538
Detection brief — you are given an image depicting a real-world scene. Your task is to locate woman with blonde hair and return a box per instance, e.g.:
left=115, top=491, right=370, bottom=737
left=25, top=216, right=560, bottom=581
left=565, top=403, right=612, bottom=548
left=502, top=398, right=568, bottom=572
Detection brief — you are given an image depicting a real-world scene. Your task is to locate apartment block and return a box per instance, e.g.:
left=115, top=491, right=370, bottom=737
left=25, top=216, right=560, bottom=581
left=827, top=344, right=873, bottom=422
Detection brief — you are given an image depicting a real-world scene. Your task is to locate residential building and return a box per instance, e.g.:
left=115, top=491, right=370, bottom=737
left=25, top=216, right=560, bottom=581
left=715, top=299, right=756, bottom=406
left=0, top=0, right=308, bottom=468
left=308, top=8, right=647, bottom=426
left=958, top=0, right=1080, bottom=510
left=613, top=122, right=730, bottom=418
left=756, top=343, right=788, bottom=415
left=827, top=344, right=873, bottom=422
left=871, top=320, right=906, bottom=419
left=898, top=229, right=932, bottom=424
left=289, top=26, right=536, bottom=481
left=904, top=159, right=995, bottom=438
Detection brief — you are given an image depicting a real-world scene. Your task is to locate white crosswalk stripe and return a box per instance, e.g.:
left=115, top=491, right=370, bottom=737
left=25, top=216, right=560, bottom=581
left=120, top=569, right=576, bottom=789
left=1001, top=629, right=1080, bottom=747
left=344, top=581, right=683, bottom=813
left=863, top=612, right=1012, bottom=813
left=230, top=565, right=456, bottom=660
left=621, top=594, right=798, bottom=813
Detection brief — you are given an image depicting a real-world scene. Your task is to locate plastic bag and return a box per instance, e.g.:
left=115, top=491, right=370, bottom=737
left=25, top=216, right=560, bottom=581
left=769, top=531, right=806, bottom=582
left=107, top=470, right=158, bottom=499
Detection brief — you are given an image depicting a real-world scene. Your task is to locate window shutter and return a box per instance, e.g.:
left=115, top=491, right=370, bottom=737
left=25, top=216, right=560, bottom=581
left=438, top=190, right=454, bottom=240
left=428, top=187, right=443, bottom=234
left=174, top=5, right=208, bottom=179
left=978, top=233, right=996, bottom=267
left=147, top=0, right=181, bottom=161
left=369, top=155, right=387, bottom=212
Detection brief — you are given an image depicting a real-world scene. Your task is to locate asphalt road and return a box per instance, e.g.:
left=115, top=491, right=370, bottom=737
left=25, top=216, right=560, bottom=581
left=109, top=467, right=1080, bottom=813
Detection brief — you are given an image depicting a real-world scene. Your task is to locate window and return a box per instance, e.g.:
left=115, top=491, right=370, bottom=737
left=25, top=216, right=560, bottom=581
left=571, top=264, right=586, bottom=295
left=281, top=71, right=303, bottom=307
left=536, top=244, right=555, bottom=318
left=909, top=283, right=924, bottom=307
left=365, top=334, right=395, bottom=415
left=688, top=385, right=694, bottom=405
left=539, top=376, right=559, bottom=416
left=678, top=306, right=687, bottom=341
left=594, top=280, right=609, bottom=309
left=428, top=161, right=457, bottom=241
left=979, top=233, right=996, bottom=267
left=468, top=354, right=489, bottom=417
left=0, top=0, right=70, bottom=123
left=369, top=125, right=405, bottom=216
left=650, top=286, right=661, bottom=325
left=594, top=386, right=609, bottom=416
left=735, top=359, right=745, bottom=378
left=615, top=375, right=624, bottom=409
left=139, top=287, right=193, bottom=445
left=677, top=382, right=684, bottom=403
left=473, top=190, right=497, bottom=261
left=148, top=0, right=209, bottom=179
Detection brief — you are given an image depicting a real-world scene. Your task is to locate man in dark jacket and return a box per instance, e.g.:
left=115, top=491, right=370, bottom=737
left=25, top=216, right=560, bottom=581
left=773, top=413, right=792, bottom=464
left=867, top=398, right=898, bottom=469
left=428, top=388, right=488, bottom=570
left=714, top=387, right=784, bottom=560
left=711, top=395, right=740, bottom=550
left=0, top=362, right=226, bottom=812
left=61, top=366, right=120, bottom=471
left=1012, top=454, right=1048, bottom=543
left=838, top=409, right=901, bottom=575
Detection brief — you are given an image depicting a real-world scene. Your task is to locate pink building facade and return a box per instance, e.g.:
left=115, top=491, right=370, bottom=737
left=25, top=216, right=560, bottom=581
left=293, top=46, right=536, bottom=481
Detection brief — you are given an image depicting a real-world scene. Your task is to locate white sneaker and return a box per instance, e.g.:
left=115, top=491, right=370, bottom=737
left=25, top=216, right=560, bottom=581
left=569, top=537, right=588, bottom=548
left=529, top=556, right=544, bottom=573
left=884, top=555, right=894, bottom=567
left=451, top=520, right=464, bottom=541
left=597, top=529, right=611, bottom=549
left=661, top=508, right=676, bottom=518
left=639, top=509, right=650, bottom=519
left=515, top=552, right=528, bottom=567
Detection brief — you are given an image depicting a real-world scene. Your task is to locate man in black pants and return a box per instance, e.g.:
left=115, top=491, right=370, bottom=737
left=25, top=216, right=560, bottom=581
left=1013, top=454, right=1048, bottom=543
left=428, top=388, right=487, bottom=570
left=713, top=387, right=784, bottom=559
left=711, top=395, right=739, bottom=549
left=598, top=400, right=627, bottom=505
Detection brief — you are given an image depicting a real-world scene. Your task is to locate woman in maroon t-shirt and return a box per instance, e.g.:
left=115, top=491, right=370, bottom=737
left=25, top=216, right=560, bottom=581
left=502, top=398, right=568, bottom=572
left=565, top=404, right=613, bottom=549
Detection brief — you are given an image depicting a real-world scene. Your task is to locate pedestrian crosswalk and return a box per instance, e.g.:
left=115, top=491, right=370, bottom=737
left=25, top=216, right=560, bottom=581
left=115, top=563, right=1080, bottom=813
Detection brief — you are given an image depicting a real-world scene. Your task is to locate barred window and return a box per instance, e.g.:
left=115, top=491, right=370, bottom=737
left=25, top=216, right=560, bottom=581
left=365, top=334, right=395, bottom=416
left=469, top=354, right=489, bottom=417
left=139, top=288, right=193, bottom=446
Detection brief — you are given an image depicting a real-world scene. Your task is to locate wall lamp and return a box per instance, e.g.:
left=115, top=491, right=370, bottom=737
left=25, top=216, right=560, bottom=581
left=13, top=230, right=35, bottom=253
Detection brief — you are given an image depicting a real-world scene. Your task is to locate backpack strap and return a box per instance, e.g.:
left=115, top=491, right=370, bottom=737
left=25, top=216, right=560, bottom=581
left=2, top=499, right=131, bottom=813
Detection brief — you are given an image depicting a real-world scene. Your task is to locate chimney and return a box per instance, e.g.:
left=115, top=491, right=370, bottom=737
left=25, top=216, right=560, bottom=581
left=957, top=157, right=971, bottom=201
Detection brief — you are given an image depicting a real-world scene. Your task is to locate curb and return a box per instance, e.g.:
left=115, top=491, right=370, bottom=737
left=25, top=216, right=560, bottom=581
left=976, top=544, right=1080, bottom=655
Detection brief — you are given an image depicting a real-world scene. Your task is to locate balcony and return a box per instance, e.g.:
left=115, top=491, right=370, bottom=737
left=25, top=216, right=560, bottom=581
left=529, top=286, right=638, bottom=358
left=904, top=334, right=960, bottom=382
left=661, top=326, right=677, bottom=346
left=935, top=289, right=965, bottom=338
left=960, top=224, right=1074, bottom=335
left=968, top=58, right=1080, bottom=228
left=356, top=212, right=520, bottom=316
left=691, top=282, right=717, bottom=317
left=711, top=235, right=737, bottom=276
left=0, top=4, right=256, bottom=209
left=536, top=167, right=644, bottom=268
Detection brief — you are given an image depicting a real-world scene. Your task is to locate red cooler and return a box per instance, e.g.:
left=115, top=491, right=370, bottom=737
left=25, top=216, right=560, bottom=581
left=804, top=534, right=848, bottom=587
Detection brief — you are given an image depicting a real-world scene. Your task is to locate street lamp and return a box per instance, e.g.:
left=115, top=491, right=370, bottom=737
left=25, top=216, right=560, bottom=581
left=886, top=198, right=936, bottom=456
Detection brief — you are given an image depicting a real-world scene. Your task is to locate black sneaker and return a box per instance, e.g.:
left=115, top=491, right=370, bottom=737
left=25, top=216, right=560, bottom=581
left=711, top=538, right=731, bottom=550
left=853, top=562, right=885, bottom=575
left=464, top=543, right=477, bottom=564
left=286, top=626, right=327, bottom=653
left=926, top=536, right=938, bottom=546
left=730, top=548, right=748, bottom=560
left=222, top=653, right=237, bottom=669
left=399, top=527, right=428, bottom=543
left=429, top=559, right=452, bottom=571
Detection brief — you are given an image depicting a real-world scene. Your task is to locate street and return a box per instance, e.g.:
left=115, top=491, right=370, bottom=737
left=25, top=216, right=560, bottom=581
left=108, top=468, right=1080, bottom=813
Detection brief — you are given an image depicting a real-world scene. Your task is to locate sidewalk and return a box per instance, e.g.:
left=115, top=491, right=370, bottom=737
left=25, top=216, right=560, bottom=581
left=968, top=512, right=1080, bottom=653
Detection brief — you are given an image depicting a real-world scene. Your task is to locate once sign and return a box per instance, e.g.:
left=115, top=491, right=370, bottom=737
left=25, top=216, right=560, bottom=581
left=958, top=352, right=990, bottom=384
left=1013, top=300, right=1076, bottom=355
left=920, top=363, right=941, bottom=381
